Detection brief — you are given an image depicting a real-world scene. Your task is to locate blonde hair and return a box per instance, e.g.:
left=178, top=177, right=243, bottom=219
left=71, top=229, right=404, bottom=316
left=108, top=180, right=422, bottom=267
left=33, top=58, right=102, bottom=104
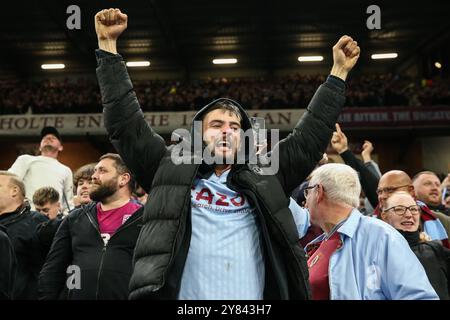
left=382, top=191, right=415, bottom=211
left=0, top=171, right=26, bottom=199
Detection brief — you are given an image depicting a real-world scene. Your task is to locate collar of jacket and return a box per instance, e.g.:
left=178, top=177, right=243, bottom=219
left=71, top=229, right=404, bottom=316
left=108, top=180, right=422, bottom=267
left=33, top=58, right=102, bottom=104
left=78, top=202, right=100, bottom=228
left=0, top=203, right=29, bottom=224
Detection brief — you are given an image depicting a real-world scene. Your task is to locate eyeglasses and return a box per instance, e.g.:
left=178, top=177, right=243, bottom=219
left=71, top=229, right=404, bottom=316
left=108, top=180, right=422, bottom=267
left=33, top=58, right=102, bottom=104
left=376, top=184, right=410, bottom=195
left=383, top=205, right=421, bottom=216
left=304, top=184, right=319, bottom=199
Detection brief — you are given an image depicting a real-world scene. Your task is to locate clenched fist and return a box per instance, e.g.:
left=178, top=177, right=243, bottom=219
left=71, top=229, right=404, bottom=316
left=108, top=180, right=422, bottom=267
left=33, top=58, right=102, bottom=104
left=95, top=8, right=128, bottom=54
left=330, top=35, right=360, bottom=81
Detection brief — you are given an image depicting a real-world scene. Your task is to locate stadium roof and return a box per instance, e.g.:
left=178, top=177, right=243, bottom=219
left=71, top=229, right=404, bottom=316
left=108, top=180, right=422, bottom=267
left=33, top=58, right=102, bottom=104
left=1, top=0, right=449, bottom=77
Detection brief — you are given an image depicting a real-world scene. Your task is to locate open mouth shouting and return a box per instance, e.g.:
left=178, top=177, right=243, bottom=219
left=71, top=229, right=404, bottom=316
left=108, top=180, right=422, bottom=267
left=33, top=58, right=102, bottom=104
left=214, top=136, right=234, bottom=152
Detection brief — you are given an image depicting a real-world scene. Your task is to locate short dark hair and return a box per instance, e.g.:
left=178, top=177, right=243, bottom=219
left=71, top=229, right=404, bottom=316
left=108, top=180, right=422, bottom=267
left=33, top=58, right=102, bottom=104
left=33, top=187, right=60, bottom=206
left=203, top=100, right=242, bottom=123
left=412, top=170, right=439, bottom=182
left=73, top=163, right=96, bottom=188
left=98, top=153, right=135, bottom=191
left=99, top=153, right=129, bottom=174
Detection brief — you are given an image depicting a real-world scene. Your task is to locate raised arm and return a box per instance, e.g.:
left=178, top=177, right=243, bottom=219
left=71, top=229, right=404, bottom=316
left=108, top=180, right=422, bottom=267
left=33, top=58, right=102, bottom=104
left=95, top=8, right=167, bottom=192
left=361, top=140, right=382, bottom=178
left=274, top=36, right=360, bottom=194
left=331, top=124, right=379, bottom=207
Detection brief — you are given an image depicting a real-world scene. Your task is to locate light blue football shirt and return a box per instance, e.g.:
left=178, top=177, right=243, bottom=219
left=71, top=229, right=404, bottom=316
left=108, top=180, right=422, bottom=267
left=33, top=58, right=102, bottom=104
left=178, top=169, right=265, bottom=299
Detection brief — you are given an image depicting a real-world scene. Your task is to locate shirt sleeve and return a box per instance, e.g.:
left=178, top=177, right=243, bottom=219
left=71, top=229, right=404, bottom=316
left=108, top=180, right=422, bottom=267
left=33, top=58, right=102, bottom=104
left=364, top=160, right=382, bottom=178
left=62, top=167, right=74, bottom=213
left=288, top=198, right=311, bottom=239
left=8, top=155, right=30, bottom=179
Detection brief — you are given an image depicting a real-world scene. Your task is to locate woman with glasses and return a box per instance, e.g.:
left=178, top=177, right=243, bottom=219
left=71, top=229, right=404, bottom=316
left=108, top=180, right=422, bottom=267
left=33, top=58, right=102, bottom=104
left=381, top=191, right=450, bottom=300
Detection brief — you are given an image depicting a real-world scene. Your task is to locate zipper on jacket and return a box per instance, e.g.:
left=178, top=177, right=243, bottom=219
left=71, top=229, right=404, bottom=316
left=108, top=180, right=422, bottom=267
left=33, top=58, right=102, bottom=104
left=258, top=196, right=311, bottom=299
left=236, top=187, right=287, bottom=298
left=84, top=205, right=142, bottom=299
left=228, top=168, right=311, bottom=299
left=95, top=244, right=107, bottom=299
left=84, top=208, right=107, bottom=299
left=225, top=167, right=287, bottom=299
left=159, top=167, right=200, bottom=296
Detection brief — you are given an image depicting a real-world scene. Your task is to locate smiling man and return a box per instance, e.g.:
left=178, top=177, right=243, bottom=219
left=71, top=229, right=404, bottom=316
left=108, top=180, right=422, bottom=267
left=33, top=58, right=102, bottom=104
left=413, top=171, right=450, bottom=216
left=94, top=8, right=360, bottom=299
left=8, top=126, right=73, bottom=213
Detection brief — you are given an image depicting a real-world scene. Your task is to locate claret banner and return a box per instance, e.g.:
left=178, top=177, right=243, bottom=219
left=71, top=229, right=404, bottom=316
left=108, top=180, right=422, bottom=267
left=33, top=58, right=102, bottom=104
left=0, top=107, right=449, bottom=136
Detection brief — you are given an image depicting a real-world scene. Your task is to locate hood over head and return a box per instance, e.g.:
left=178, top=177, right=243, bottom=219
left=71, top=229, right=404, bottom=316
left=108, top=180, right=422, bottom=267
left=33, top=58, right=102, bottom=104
left=189, top=98, right=255, bottom=164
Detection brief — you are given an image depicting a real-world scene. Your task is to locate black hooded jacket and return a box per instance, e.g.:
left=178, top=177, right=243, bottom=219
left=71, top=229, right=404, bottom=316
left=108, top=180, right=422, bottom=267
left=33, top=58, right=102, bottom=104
left=398, top=230, right=450, bottom=300
left=38, top=202, right=144, bottom=300
left=96, top=49, right=346, bottom=300
left=0, top=204, right=47, bottom=300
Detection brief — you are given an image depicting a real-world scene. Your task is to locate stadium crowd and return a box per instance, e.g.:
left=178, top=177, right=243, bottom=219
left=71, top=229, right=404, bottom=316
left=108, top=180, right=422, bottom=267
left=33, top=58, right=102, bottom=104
left=1, top=73, right=449, bottom=115
left=0, top=8, right=449, bottom=302
left=1, top=123, right=449, bottom=300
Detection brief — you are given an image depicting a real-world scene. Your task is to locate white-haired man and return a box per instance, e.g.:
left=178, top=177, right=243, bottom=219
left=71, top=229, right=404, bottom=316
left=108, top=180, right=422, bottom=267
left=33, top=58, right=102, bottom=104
left=303, top=163, right=438, bottom=300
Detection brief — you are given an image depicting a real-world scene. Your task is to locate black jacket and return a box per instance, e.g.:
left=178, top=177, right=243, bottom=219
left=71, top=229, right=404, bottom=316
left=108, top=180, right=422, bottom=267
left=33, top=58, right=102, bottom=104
left=0, top=204, right=47, bottom=300
left=36, top=215, right=64, bottom=258
left=339, top=150, right=379, bottom=208
left=399, top=230, right=450, bottom=300
left=96, top=49, right=346, bottom=300
left=0, top=225, right=16, bottom=300
left=38, top=202, right=144, bottom=300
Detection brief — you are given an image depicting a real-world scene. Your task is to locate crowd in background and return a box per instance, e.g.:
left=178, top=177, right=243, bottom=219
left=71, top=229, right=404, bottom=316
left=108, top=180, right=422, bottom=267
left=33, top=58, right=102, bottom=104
left=1, top=123, right=449, bottom=300
left=1, top=73, right=449, bottom=114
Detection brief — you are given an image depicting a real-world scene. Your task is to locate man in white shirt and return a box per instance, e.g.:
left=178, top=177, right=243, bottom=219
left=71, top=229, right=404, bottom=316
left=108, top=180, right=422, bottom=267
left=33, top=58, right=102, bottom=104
left=8, top=126, right=73, bottom=213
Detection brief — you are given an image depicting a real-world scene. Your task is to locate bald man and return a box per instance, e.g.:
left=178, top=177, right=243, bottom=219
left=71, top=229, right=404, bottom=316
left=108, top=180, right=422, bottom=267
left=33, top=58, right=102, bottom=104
left=377, top=170, right=414, bottom=208
left=375, top=170, right=450, bottom=247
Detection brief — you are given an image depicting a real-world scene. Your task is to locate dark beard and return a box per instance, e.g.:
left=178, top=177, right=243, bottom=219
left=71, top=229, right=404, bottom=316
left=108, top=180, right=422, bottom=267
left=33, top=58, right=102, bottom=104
left=89, top=179, right=118, bottom=202
left=205, top=138, right=237, bottom=164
